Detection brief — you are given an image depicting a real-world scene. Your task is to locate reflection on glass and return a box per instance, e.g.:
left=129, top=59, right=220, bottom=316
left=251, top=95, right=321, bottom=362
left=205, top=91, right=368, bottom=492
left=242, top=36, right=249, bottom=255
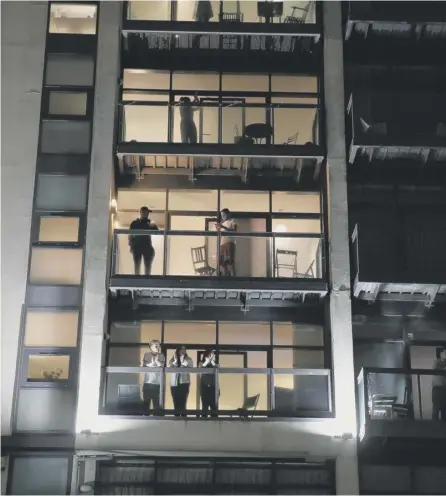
left=124, top=105, right=168, bottom=142
left=49, top=3, right=97, bottom=34
left=367, top=372, right=409, bottom=420
left=272, top=191, right=321, bottom=213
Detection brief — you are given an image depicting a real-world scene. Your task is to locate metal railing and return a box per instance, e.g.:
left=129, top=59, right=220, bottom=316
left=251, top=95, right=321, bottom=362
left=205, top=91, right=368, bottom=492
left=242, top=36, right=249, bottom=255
left=119, top=100, right=320, bottom=146
left=357, top=367, right=446, bottom=434
left=103, top=366, right=332, bottom=418
left=111, top=229, right=325, bottom=279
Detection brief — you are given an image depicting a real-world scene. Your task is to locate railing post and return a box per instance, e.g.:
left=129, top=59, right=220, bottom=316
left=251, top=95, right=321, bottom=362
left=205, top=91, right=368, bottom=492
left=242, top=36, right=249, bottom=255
left=417, top=373, right=423, bottom=420
left=111, top=231, right=117, bottom=275
left=215, top=367, right=219, bottom=412
left=269, top=369, right=275, bottom=412
left=162, top=231, right=168, bottom=276
left=217, top=231, right=221, bottom=276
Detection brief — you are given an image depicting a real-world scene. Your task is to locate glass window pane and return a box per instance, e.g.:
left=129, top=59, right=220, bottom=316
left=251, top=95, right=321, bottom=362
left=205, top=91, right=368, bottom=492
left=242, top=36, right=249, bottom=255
left=9, top=457, right=70, bottom=495
left=273, top=107, right=316, bottom=145
left=35, top=175, right=88, bottom=211
left=24, top=311, right=79, bottom=347
left=110, top=322, right=162, bottom=343
left=172, top=72, right=219, bottom=91
left=41, top=120, right=91, bottom=154
left=30, top=248, right=83, bottom=285
left=220, top=190, right=269, bottom=212
left=222, top=74, right=269, bottom=92
left=219, top=322, right=270, bottom=345
left=39, top=216, right=80, bottom=242
left=26, top=355, right=70, bottom=382
left=273, top=323, right=323, bottom=346
left=271, top=75, right=318, bottom=93
left=16, top=389, right=75, bottom=431
left=175, top=1, right=218, bottom=21
left=49, top=3, right=97, bottom=34
left=272, top=218, right=321, bottom=234
left=124, top=69, right=170, bottom=90
left=273, top=348, right=324, bottom=368
left=128, top=0, right=171, bottom=21
left=124, top=105, right=168, bottom=142
left=48, top=91, right=87, bottom=116
left=45, top=54, right=94, bottom=87
left=168, top=190, right=218, bottom=211
left=164, top=321, right=217, bottom=345
left=272, top=192, right=320, bottom=213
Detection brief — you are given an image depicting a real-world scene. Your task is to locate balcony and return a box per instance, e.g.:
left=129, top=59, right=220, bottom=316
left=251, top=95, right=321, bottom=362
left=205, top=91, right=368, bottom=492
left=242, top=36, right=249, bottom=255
left=123, top=1, right=320, bottom=37
left=357, top=367, right=446, bottom=442
left=110, top=229, right=326, bottom=305
left=117, top=89, right=323, bottom=172
left=103, top=366, right=332, bottom=419
left=347, top=91, right=446, bottom=165
left=345, top=1, right=446, bottom=41
left=351, top=222, right=446, bottom=306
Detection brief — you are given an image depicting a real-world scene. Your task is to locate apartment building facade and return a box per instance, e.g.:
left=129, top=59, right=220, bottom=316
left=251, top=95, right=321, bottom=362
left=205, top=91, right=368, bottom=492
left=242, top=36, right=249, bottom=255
left=1, top=1, right=445, bottom=494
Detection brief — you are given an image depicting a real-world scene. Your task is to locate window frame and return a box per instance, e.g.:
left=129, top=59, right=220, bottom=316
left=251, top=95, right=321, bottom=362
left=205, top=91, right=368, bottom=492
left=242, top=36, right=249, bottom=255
left=42, top=87, right=95, bottom=119
left=19, top=348, right=78, bottom=389
left=31, top=212, right=87, bottom=245
left=48, top=2, right=99, bottom=36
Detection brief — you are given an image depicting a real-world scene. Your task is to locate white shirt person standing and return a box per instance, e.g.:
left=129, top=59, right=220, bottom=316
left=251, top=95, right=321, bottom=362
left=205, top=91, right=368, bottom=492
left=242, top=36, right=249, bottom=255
left=142, top=339, right=165, bottom=415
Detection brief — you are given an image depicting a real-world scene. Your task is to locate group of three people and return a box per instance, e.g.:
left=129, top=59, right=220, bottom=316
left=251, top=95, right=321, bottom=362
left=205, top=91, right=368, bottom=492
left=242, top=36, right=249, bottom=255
left=128, top=205, right=238, bottom=277
left=142, top=340, right=219, bottom=417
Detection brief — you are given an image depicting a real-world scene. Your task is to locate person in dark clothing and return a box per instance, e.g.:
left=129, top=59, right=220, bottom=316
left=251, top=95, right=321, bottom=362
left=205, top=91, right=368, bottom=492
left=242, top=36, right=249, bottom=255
left=199, top=349, right=219, bottom=418
left=432, top=347, right=446, bottom=421
left=179, top=96, right=199, bottom=144
left=128, top=206, right=158, bottom=275
left=168, top=345, right=193, bottom=417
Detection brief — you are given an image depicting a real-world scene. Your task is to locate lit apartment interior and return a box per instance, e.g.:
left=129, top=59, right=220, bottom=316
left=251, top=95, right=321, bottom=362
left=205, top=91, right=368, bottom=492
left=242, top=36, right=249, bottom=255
left=113, top=189, right=323, bottom=278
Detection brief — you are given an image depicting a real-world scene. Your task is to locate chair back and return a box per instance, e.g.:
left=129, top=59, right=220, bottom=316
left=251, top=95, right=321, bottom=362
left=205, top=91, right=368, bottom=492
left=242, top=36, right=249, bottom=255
left=242, top=394, right=260, bottom=410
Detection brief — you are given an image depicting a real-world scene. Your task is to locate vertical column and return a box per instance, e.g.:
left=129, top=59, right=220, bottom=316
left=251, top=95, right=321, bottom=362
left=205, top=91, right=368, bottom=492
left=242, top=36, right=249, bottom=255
left=323, top=2, right=359, bottom=494
left=5, top=1, right=100, bottom=436
left=76, top=1, right=122, bottom=435
left=1, top=0, right=47, bottom=436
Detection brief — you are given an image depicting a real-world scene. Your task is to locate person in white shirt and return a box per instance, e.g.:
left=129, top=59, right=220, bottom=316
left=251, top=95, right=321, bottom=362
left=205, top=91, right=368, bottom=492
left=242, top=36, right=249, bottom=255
left=216, top=208, right=237, bottom=276
left=432, top=347, right=446, bottom=421
left=142, top=340, right=165, bottom=415
left=168, top=345, right=193, bottom=417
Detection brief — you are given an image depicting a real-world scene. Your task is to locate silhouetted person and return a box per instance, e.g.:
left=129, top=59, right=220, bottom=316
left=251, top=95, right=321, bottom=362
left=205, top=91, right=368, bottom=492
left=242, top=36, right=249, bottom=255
left=179, top=96, right=199, bottom=144
left=142, top=340, right=165, bottom=415
left=199, top=349, right=219, bottom=418
left=128, top=206, right=158, bottom=275
left=195, top=0, right=213, bottom=22
left=432, top=347, right=446, bottom=421
left=168, top=345, right=193, bottom=417
left=216, top=208, right=237, bottom=276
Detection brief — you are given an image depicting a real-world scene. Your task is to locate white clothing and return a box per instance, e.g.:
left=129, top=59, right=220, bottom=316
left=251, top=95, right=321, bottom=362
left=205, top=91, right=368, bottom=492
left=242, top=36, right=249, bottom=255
left=220, top=218, right=237, bottom=245
left=143, top=352, right=165, bottom=385
left=168, top=356, right=193, bottom=386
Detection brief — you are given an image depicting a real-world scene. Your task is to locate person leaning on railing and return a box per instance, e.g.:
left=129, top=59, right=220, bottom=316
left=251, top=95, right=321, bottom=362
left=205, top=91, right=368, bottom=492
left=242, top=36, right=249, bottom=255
left=199, top=349, right=219, bottom=418
left=432, top=346, right=446, bottom=421
left=142, top=339, right=165, bottom=416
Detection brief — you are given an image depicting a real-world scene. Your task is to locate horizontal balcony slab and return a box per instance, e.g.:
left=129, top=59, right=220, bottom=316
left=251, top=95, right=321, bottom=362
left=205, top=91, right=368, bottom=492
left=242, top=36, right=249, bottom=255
left=117, top=142, right=324, bottom=159
left=123, top=20, right=321, bottom=38
left=353, top=282, right=446, bottom=306
left=110, top=276, right=328, bottom=301
left=362, top=418, right=446, bottom=442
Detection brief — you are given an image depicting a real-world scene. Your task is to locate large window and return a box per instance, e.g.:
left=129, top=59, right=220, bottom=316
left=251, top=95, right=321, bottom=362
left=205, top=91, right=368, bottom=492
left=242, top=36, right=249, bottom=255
left=105, top=320, right=329, bottom=418
left=121, top=70, right=320, bottom=146
left=126, top=0, right=318, bottom=24
left=113, top=187, right=324, bottom=279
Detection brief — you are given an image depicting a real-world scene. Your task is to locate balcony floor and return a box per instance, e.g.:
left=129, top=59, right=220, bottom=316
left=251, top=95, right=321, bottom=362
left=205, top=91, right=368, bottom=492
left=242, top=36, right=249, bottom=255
left=362, top=418, right=446, bottom=443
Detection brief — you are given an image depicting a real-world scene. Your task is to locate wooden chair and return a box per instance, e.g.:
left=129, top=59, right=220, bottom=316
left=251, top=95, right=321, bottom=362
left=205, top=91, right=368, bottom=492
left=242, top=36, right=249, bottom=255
left=231, top=394, right=260, bottom=419
left=275, top=249, right=298, bottom=278
left=191, top=246, right=216, bottom=276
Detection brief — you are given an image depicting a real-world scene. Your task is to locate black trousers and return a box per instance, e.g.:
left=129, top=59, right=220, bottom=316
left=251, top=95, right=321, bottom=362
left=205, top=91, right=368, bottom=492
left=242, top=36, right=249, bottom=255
left=143, top=383, right=161, bottom=414
left=200, top=385, right=218, bottom=418
left=132, top=247, right=155, bottom=275
left=432, top=385, right=446, bottom=421
left=171, top=383, right=190, bottom=416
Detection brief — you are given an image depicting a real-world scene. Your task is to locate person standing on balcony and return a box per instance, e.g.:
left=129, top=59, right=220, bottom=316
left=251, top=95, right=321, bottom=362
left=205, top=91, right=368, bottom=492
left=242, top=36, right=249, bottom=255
left=199, top=349, right=219, bottom=418
left=128, top=206, right=158, bottom=276
left=179, top=95, right=199, bottom=144
left=142, top=340, right=165, bottom=416
left=216, top=208, right=237, bottom=276
left=432, top=347, right=446, bottom=421
left=168, top=346, right=193, bottom=417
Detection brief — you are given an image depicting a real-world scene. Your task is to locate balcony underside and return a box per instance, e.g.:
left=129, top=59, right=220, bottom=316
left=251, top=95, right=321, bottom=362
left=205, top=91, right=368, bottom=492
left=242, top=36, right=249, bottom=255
left=346, top=20, right=446, bottom=41
left=353, top=281, right=446, bottom=306
left=117, top=152, right=323, bottom=186
left=362, top=418, right=446, bottom=443
left=110, top=276, right=328, bottom=308
left=349, top=144, right=446, bottom=166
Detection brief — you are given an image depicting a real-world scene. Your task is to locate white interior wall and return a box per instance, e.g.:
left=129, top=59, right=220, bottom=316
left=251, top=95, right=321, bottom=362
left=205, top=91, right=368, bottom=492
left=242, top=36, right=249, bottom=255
left=1, top=0, right=48, bottom=436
